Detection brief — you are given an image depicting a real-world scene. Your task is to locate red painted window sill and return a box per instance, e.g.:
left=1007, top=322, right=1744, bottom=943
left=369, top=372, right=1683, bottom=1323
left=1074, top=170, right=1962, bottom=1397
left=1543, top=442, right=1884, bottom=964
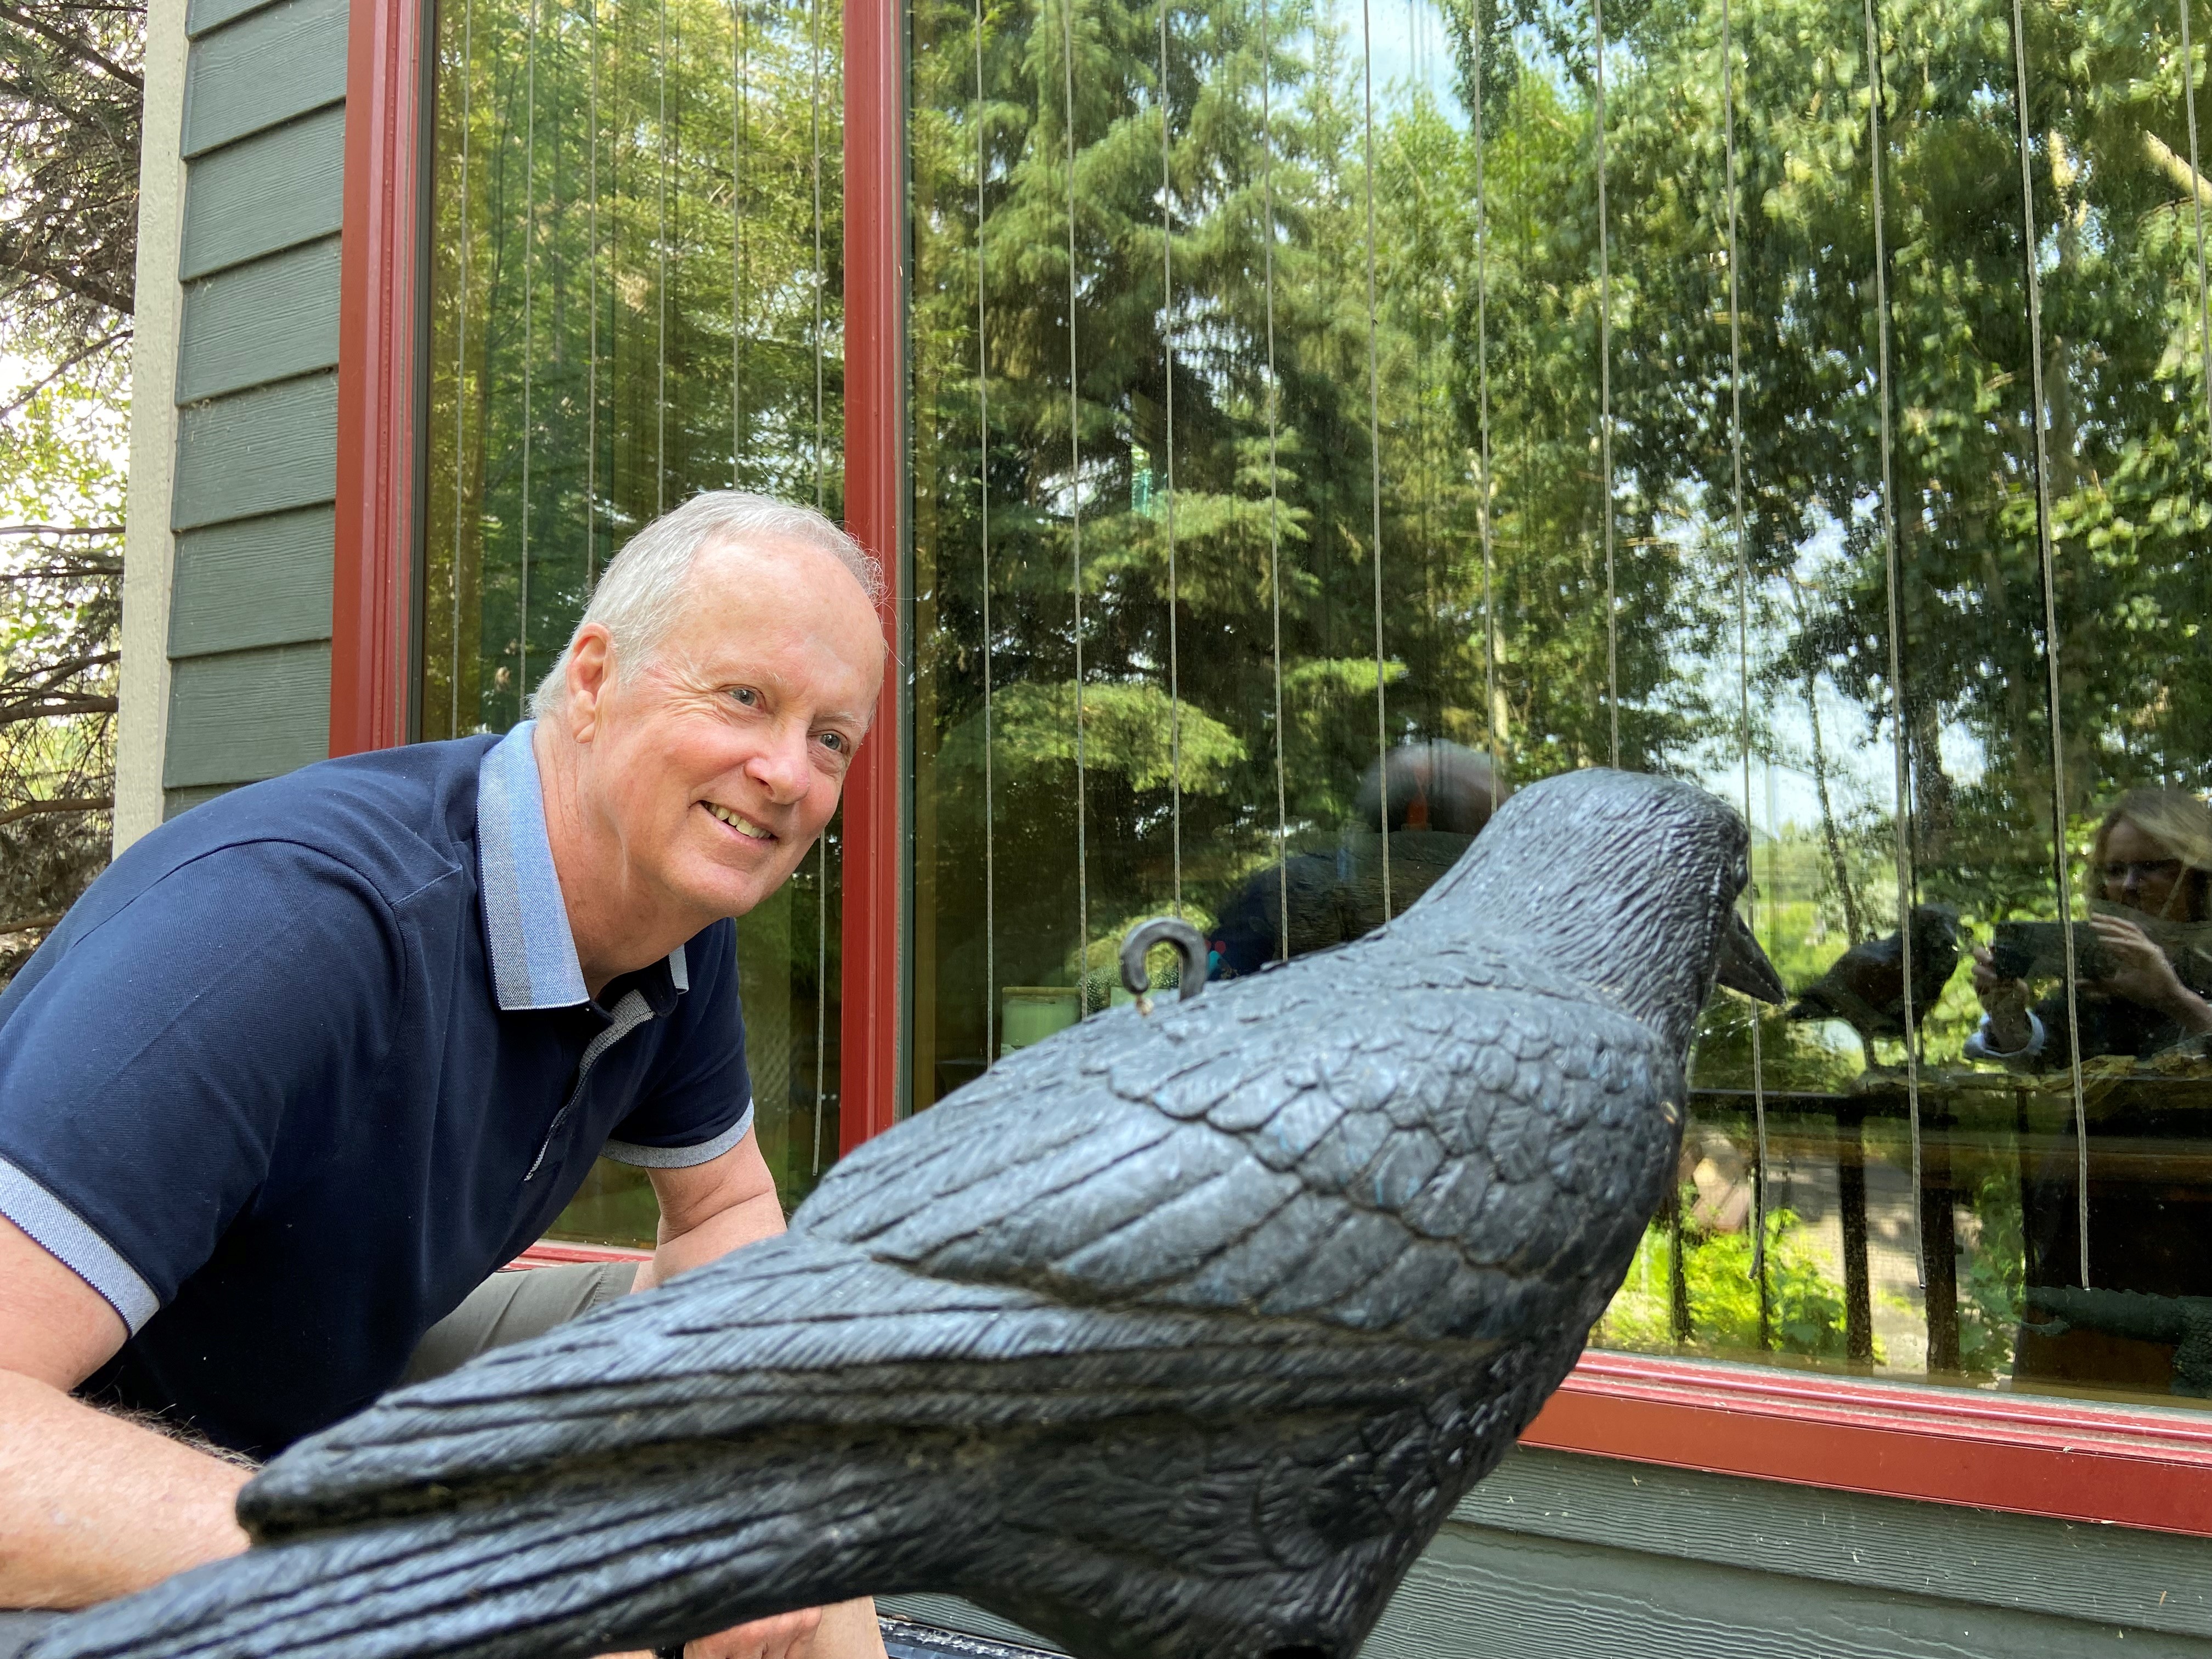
left=512, top=1244, right=2212, bottom=1538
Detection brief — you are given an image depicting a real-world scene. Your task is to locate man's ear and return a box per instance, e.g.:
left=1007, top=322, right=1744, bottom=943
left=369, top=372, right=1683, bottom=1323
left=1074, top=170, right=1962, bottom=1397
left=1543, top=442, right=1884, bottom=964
left=565, top=626, right=616, bottom=742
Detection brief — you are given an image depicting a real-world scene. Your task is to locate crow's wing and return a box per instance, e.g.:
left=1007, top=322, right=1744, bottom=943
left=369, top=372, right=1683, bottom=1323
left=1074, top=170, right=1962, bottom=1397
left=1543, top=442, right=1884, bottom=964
left=799, top=937, right=1680, bottom=1343
left=244, top=933, right=1676, bottom=1538
left=241, top=1228, right=1466, bottom=1538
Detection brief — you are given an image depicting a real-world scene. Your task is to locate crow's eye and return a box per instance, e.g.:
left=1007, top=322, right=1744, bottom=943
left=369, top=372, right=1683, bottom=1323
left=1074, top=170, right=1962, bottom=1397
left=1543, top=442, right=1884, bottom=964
left=1734, top=855, right=1750, bottom=889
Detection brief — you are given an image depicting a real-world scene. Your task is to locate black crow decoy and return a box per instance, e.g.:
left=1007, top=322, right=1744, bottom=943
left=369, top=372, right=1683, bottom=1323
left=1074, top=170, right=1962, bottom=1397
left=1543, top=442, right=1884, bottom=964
left=31, top=769, right=1783, bottom=1659
left=1787, top=905, right=1960, bottom=1066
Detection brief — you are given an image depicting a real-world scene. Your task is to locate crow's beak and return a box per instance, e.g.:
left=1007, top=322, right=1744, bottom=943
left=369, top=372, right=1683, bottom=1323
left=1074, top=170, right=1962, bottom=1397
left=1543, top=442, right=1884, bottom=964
left=1715, top=909, right=1787, bottom=1004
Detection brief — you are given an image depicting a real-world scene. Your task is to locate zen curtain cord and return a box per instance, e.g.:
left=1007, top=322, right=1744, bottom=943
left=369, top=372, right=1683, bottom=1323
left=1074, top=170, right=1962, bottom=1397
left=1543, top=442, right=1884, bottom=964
left=977, top=0, right=997, bottom=1059
left=586, top=0, right=599, bottom=591
left=1065, top=0, right=1091, bottom=1006
left=2184, top=0, right=2212, bottom=471
left=2007, top=0, right=2091, bottom=1288
left=733, top=0, right=747, bottom=482
left=1861, top=0, right=1928, bottom=1290
left=452, top=0, right=475, bottom=738
left=1472, top=0, right=1496, bottom=815
left=811, top=0, right=827, bottom=511
left=656, top=0, right=669, bottom=516
left=1360, top=0, right=1389, bottom=916
left=520, top=0, right=537, bottom=721
left=1261, top=0, right=1288, bottom=962
left=1594, top=0, right=1616, bottom=770
left=1160, top=0, right=1182, bottom=919
left=1720, top=0, right=1769, bottom=1308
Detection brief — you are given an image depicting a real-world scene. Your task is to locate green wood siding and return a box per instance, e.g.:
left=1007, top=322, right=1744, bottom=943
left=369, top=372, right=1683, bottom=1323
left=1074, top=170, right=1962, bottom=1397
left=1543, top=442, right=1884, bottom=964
left=162, top=642, right=332, bottom=791
left=180, top=0, right=348, bottom=157
left=169, top=507, right=336, bottom=656
left=178, top=105, right=345, bottom=282
left=163, top=0, right=343, bottom=819
left=173, top=372, right=337, bottom=530
left=175, top=237, right=340, bottom=403
left=884, top=1447, right=2212, bottom=1659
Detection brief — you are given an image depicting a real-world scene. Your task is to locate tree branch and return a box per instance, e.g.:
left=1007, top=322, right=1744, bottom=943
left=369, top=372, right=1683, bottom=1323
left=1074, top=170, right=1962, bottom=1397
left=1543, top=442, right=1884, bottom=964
left=0, top=693, right=118, bottom=725
left=0, top=2, right=142, bottom=90
left=0, top=524, right=126, bottom=538
left=0, top=795, right=110, bottom=829
left=0, top=915, right=63, bottom=935
left=0, top=239, right=133, bottom=315
left=0, top=329, right=130, bottom=420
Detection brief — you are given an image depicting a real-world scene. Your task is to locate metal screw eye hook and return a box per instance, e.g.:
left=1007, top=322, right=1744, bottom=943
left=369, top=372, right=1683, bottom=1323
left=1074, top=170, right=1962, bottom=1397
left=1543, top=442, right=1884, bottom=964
left=1120, top=917, right=1209, bottom=1016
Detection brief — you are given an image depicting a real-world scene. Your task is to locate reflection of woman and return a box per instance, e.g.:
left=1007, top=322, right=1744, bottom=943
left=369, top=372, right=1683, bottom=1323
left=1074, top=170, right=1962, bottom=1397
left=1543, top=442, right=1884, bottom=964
left=1966, top=789, right=2212, bottom=1065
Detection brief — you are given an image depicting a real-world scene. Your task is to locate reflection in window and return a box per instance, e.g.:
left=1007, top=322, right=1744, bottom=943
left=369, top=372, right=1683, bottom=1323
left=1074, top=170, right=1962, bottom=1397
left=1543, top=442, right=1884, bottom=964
left=420, top=0, right=849, bottom=1229
left=907, top=0, right=2212, bottom=1409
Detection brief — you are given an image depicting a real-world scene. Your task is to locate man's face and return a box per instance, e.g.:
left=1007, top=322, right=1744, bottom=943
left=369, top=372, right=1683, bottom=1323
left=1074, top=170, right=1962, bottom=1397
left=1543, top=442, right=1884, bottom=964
left=572, top=535, right=884, bottom=922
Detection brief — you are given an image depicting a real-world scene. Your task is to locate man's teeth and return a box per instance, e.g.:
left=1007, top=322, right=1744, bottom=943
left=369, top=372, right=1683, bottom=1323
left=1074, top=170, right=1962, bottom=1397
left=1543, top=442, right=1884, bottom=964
left=706, top=803, right=773, bottom=840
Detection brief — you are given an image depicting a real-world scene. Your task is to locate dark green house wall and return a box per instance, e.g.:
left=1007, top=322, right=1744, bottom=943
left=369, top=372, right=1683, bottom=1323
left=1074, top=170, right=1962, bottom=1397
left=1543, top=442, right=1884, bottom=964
left=886, top=1447, right=2212, bottom=1657
left=163, top=0, right=346, bottom=819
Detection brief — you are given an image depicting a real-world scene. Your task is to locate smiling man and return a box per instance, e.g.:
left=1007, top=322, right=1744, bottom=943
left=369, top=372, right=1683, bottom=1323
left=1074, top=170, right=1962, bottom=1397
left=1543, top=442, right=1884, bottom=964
left=0, top=493, right=889, bottom=1659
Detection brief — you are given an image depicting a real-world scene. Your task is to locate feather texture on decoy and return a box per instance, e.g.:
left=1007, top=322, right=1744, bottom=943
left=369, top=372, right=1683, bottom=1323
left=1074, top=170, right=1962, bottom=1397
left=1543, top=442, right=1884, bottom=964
left=29, top=768, right=1781, bottom=1659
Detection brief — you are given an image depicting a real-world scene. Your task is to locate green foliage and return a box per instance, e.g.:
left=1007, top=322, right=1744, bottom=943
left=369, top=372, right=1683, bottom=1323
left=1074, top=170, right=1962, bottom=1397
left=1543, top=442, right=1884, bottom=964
left=1598, top=1202, right=1869, bottom=1362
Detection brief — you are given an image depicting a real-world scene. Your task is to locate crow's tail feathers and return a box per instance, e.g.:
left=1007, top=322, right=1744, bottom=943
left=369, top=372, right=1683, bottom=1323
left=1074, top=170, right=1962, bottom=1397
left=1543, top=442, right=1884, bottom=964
left=24, top=1450, right=962, bottom=1659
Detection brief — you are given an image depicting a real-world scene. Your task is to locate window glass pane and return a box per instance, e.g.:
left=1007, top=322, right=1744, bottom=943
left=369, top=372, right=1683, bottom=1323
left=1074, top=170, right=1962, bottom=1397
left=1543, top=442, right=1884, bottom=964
left=909, top=0, right=2212, bottom=1410
left=421, top=0, right=847, bottom=1235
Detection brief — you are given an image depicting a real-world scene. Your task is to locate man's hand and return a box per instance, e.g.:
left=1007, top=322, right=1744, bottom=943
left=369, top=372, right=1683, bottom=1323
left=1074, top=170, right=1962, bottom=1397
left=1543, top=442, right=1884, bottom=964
left=597, top=1594, right=887, bottom=1659
left=0, top=1215, right=252, bottom=1609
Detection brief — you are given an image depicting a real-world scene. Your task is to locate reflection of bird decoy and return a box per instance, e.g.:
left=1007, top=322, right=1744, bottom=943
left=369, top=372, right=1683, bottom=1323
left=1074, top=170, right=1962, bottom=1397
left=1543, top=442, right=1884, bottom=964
left=1787, top=905, right=1960, bottom=1068
left=1214, top=744, right=1509, bottom=975
left=2021, top=1286, right=2212, bottom=1398
left=36, top=770, right=1783, bottom=1659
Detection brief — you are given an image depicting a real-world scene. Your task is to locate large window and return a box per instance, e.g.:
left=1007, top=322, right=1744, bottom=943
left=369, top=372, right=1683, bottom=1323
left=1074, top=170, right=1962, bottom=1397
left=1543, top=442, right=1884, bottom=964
left=420, top=0, right=849, bottom=1229
left=906, top=0, right=2212, bottom=1412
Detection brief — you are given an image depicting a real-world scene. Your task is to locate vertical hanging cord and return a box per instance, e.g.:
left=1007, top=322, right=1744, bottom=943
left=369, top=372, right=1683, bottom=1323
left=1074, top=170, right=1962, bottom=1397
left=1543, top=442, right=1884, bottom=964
left=453, top=0, right=474, bottom=736
left=1595, top=0, right=1616, bottom=768
left=656, top=0, right=669, bottom=515
left=520, top=0, right=538, bottom=723
left=1722, top=0, right=1768, bottom=1306
left=1160, top=0, right=1182, bottom=917
left=1261, top=0, right=1288, bottom=960
left=1861, top=0, right=1926, bottom=1288
left=811, top=0, right=831, bottom=1167
left=1360, top=0, right=1390, bottom=917
left=1473, top=0, right=1496, bottom=811
left=1065, top=0, right=1091, bottom=1003
left=977, top=0, right=997, bottom=1059
left=734, top=0, right=747, bottom=481
left=586, top=0, right=599, bottom=591
left=2008, top=0, right=2088, bottom=1287
left=811, top=0, right=826, bottom=509
left=2188, top=0, right=2212, bottom=446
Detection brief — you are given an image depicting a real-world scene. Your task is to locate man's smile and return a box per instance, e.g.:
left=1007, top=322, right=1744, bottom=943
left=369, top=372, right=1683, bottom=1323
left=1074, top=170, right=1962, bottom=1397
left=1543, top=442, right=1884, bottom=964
left=702, top=800, right=777, bottom=841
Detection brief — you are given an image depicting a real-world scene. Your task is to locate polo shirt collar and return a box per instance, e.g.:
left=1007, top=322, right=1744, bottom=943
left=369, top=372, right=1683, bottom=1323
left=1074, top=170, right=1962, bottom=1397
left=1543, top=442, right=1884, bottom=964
left=476, top=721, right=690, bottom=1012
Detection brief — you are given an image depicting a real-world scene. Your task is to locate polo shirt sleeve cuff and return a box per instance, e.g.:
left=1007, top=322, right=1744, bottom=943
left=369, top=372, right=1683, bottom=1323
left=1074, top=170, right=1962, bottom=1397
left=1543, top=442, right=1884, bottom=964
left=601, top=1099, right=755, bottom=1169
left=0, top=1155, right=161, bottom=1333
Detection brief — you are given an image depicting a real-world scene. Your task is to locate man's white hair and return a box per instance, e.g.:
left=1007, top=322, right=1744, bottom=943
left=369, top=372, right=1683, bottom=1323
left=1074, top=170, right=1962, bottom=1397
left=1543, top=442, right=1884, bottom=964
left=530, top=490, right=884, bottom=719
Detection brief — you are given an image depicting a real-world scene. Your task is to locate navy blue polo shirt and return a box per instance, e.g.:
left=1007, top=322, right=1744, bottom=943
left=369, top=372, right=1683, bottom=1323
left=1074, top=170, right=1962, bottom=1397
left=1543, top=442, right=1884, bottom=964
left=0, top=723, right=752, bottom=1456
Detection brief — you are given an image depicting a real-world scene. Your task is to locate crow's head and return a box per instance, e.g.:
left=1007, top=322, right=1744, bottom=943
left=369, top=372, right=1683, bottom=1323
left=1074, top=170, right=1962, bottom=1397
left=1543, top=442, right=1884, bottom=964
left=1407, top=767, right=1784, bottom=1053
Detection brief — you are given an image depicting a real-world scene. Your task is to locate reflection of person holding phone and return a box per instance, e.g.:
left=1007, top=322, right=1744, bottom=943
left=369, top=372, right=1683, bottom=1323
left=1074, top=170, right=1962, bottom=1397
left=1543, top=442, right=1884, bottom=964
left=1966, top=788, right=2212, bottom=1065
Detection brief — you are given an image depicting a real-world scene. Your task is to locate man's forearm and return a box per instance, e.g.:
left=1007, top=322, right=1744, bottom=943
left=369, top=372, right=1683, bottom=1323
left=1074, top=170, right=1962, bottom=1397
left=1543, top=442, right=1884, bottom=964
left=0, top=1369, right=251, bottom=1609
left=640, top=1187, right=786, bottom=1291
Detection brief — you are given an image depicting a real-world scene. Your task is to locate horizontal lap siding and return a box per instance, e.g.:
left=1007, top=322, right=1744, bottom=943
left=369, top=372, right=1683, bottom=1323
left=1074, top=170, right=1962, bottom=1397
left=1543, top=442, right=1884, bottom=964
left=888, top=1448, right=2212, bottom=1659
left=163, top=0, right=345, bottom=818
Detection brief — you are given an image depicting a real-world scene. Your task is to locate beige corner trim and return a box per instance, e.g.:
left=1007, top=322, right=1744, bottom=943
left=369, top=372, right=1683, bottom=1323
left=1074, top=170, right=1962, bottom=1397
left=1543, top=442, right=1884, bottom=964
left=113, top=0, right=189, bottom=853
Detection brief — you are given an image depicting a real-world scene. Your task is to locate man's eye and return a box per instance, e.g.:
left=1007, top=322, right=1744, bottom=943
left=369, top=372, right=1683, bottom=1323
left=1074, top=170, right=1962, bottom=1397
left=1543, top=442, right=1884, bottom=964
left=820, top=731, right=847, bottom=753
left=729, top=687, right=760, bottom=708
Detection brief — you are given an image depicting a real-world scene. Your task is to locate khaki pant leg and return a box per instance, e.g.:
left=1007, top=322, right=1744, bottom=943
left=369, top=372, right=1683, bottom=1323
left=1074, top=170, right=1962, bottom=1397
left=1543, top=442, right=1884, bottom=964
left=403, top=1259, right=641, bottom=1385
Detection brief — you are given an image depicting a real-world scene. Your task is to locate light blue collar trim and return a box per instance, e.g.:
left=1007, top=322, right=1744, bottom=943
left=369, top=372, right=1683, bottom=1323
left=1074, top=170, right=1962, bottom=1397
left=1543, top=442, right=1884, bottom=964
left=477, top=721, right=693, bottom=1012
left=477, top=721, right=590, bottom=1010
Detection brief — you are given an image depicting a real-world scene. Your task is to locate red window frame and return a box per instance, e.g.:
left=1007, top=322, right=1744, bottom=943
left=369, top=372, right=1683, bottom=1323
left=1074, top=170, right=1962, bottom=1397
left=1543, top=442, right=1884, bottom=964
left=335, top=0, right=2212, bottom=1541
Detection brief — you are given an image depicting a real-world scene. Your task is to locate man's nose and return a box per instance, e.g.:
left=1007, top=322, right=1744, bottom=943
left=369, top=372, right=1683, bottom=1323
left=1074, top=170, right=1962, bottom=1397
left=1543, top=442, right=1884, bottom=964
left=748, top=725, right=813, bottom=804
